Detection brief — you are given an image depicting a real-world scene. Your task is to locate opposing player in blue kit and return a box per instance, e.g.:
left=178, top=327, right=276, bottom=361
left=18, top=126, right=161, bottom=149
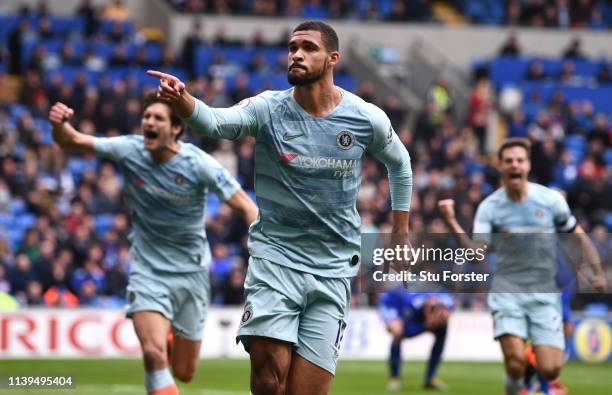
left=49, top=95, right=258, bottom=395
left=379, top=291, right=454, bottom=391
left=438, top=138, right=606, bottom=395
left=149, top=20, right=413, bottom=395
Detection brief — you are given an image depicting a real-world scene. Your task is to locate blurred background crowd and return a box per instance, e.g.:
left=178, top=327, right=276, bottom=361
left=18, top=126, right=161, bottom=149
left=0, top=0, right=610, bottom=310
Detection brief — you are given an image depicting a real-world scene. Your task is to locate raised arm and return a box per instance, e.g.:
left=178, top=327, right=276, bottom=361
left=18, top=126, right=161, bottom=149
left=48, top=102, right=95, bottom=154
left=438, top=199, right=487, bottom=250
left=147, top=70, right=258, bottom=140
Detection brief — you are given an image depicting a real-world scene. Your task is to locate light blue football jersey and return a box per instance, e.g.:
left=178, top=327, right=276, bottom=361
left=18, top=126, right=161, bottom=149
left=93, top=135, right=240, bottom=273
left=473, top=182, right=577, bottom=292
left=185, top=88, right=413, bottom=278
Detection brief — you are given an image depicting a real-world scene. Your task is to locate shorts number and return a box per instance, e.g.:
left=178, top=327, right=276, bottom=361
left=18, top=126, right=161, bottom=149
left=334, top=319, right=347, bottom=348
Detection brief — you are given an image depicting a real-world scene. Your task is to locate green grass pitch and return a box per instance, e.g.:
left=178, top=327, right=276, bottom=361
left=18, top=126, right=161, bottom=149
left=0, top=359, right=610, bottom=394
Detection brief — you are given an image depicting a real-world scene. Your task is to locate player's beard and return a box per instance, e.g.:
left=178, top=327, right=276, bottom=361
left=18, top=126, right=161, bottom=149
left=287, top=59, right=328, bottom=86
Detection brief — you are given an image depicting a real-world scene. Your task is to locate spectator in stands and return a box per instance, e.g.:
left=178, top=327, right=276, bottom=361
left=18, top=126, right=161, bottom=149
left=37, top=16, right=54, bottom=39
left=542, top=2, right=559, bottom=27
left=562, top=37, right=586, bottom=60
left=557, top=61, right=577, bottom=83
left=426, top=77, right=453, bottom=128
left=0, top=264, right=11, bottom=293
left=9, top=253, right=36, bottom=298
left=596, top=63, right=611, bottom=85
left=519, top=0, right=545, bottom=26
left=556, top=0, right=571, bottom=27
left=387, top=0, right=408, bottom=21
left=222, top=263, right=246, bottom=305
left=25, top=280, right=44, bottom=305
left=76, top=0, right=99, bottom=37
left=467, top=78, right=493, bottom=153
left=570, top=0, right=595, bottom=27
left=498, top=33, right=521, bottom=57
left=108, top=45, right=131, bottom=67
left=382, top=95, right=407, bottom=130
left=101, top=0, right=130, bottom=21
left=7, top=19, right=28, bottom=75
left=78, top=279, right=103, bottom=306
left=230, top=72, right=253, bottom=103
left=588, top=114, right=611, bottom=149
left=0, top=179, right=11, bottom=213
left=532, top=135, right=559, bottom=185
left=525, top=60, right=547, bottom=81
left=182, top=21, right=205, bottom=78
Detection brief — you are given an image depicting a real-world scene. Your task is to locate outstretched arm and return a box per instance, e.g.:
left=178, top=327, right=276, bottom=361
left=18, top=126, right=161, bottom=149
left=48, top=102, right=95, bottom=154
left=225, top=189, right=259, bottom=227
left=438, top=199, right=487, bottom=250
left=148, top=70, right=258, bottom=140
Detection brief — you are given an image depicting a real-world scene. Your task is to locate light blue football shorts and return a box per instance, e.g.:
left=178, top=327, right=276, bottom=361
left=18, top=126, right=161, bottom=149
left=236, top=257, right=351, bottom=374
left=488, top=292, right=564, bottom=350
left=126, top=265, right=210, bottom=341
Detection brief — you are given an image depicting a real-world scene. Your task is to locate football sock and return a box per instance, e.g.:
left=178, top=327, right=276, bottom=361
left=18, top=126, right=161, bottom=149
left=390, top=340, right=401, bottom=378
left=425, top=327, right=447, bottom=382
left=504, top=374, right=524, bottom=395
left=146, top=368, right=177, bottom=395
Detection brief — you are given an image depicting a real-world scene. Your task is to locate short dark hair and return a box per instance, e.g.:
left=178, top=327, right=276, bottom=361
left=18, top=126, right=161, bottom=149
left=497, top=138, right=531, bottom=160
left=293, top=21, right=339, bottom=52
left=142, top=93, right=185, bottom=141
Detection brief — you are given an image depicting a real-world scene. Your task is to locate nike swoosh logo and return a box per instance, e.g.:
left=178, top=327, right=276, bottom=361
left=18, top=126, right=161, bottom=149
left=282, top=132, right=304, bottom=141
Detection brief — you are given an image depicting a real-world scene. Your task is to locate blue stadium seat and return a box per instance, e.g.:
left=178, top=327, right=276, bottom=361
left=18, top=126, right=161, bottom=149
left=6, top=227, right=25, bottom=251
left=9, top=199, right=26, bottom=215
left=194, top=46, right=215, bottom=76
left=605, top=213, right=612, bottom=232
left=564, top=134, right=586, bottom=150
left=0, top=15, right=19, bottom=42
left=0, top=213, right=12, bottom=227
left=603, top=149, right=612, bottom=167
left=206, top=194, right=220, bottom=217
left=95, top=214, right=114, bottom=237
left=99, top=19, right=133, bottom=36
left=50, top=16, right=85, bottom=36
left=16, top=212, right=36, bottom=231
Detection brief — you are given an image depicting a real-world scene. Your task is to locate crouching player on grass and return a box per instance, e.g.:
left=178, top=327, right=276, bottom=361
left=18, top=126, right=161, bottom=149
left=49, top=94, right=258, bottom=395
left=379, top=290, right=454, bottom=391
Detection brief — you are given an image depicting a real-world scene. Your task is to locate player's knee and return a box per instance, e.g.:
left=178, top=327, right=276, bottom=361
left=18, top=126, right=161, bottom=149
left=252, top=373, right=284, bottom=395
left=505, top=354, right=526, bottom=378
left=142, top=343, right=166, bottom=367
left=172, top=365, right=195, bottom=383
left=537, top=362, right=562, bottom=381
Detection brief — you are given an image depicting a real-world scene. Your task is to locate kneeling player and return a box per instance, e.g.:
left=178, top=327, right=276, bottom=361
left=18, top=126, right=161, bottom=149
left=379, top=291, right=454, bottom=391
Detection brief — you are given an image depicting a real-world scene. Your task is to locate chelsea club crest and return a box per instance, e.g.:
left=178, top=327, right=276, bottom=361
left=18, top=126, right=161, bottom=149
left=336, top=131, right=354, bottom=150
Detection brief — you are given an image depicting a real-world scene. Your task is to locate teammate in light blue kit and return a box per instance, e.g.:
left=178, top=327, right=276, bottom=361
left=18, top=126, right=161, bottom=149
left=149, top=20, right=413, bottom=395
left=49, top=95, right=258, bottom=395
left=438, top=138, right=606, bottom=395
left=379, top=291, right=454, bottom=391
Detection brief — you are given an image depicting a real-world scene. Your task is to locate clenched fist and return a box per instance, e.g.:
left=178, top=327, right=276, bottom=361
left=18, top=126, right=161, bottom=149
left=48, top=102, right=74, bottom=127
left=437, top=199, right=456, bottom=222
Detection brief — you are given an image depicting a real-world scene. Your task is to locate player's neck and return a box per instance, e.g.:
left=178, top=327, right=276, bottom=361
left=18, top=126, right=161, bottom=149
left=150, top=142, right=180, bottom=163
left=293, top=79, right=342, bottom=117
left=505, top=183, right=528, bottom=202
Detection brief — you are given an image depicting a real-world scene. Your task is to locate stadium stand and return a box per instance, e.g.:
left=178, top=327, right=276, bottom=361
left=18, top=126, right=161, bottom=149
left=0, top=0, right=610, bottom=313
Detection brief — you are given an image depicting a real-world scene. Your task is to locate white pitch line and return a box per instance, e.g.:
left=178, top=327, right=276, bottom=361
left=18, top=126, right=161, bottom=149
left=77, top=384, right=248, bottom=395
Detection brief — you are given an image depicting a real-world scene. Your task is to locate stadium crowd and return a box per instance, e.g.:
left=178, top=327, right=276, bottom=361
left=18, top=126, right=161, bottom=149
left=165, top=0, right=435, bottom=22
left=1, top=1, right=611, bottom=310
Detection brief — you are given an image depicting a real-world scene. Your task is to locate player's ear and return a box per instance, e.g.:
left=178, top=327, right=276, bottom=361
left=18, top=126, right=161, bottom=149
left=329, top=51, right=340, bottom=68
left=172, top=125, right=183, bottom=141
